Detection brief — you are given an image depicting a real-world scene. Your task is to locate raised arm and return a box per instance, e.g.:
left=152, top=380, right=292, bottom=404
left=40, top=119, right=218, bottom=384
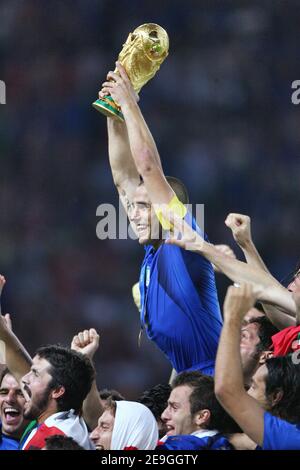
left=0, top=276, right=31, bottom=381
left=102, top=63, right=175, bottom=205
left=214, top=284, right=265, bottom=447
left=163, top=211, right=297, bottom=316
left=225, top=213, right=269, bottom=272
left=98, top=82, right=140, bottom=211
left=71, top=328, right=103, bottom=430
left=225, top=213, right=296, bottom=329
left=0, top=314, right=32, bottom=383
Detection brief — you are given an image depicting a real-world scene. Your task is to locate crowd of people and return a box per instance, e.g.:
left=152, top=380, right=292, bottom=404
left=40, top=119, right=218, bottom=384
left=1, top=0, right=300, bottom=452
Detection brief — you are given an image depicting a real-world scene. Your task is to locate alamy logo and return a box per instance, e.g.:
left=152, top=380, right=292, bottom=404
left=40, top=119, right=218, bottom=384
left=95, top=201, right=205, bottom=242
left=291, top=80, right=300, bottom=105
left=0, top=80, right=6, bottom=104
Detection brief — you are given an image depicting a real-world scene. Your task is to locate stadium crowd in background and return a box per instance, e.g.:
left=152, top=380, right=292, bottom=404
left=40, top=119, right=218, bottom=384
left=0, top=0, right=299, bottom=451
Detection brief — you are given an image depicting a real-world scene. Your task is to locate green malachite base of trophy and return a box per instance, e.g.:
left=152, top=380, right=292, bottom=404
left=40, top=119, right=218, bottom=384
left=92, top=96, right=124, bottom=122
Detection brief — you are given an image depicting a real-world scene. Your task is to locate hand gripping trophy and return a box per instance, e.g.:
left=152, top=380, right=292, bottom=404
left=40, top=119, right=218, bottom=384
left=92, top=23, right=169, bottom=121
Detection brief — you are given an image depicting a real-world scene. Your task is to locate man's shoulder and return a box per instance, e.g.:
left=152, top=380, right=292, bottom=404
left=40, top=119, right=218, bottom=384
left=157, top=433, right=232, bottom=450
left=263, top=412, right=300, bottom=450
left=0, top=433, right=19, bottom=450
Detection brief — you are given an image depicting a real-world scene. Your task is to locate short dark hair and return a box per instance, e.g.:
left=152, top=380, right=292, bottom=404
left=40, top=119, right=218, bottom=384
left=139, top=383, right=171, bottom=420
left=247, top=316, right=279, bottom=354
left=104, top=397, right=117, bottom=416
left=99, top=388, right=125, bottom=401
left=35, top=345, right=95, bottom=414
left=166, top=176, right=189, bottom=205
left=265, top=356, right=300, bottom=424
left=172, top=371, right=239, bottom=433
left=44, top=434, right=85, bottom=450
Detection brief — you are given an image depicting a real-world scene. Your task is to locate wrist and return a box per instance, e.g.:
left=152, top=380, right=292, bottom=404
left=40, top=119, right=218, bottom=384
left=121, top=99, right=139, bottom=116
left=239, top=238, right=254, bottom=250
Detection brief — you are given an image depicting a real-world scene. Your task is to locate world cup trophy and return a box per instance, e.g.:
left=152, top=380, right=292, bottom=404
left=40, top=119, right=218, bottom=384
left=92, top=23, right=169, bottom=121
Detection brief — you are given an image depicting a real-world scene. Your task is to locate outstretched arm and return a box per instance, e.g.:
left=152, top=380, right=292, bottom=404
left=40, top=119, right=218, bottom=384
left=102, top=63, right=175, bottom=206
left=225, top=213, right=269, bottom=272
left=71, top=328, right=103, bottom=430
left=225, top=213, right=296, bottom=329
left=163, top=211, right=297, bottom=315
left=215, top=284, right=265, bottom=447
left=0, top=276, right=31, bottom=381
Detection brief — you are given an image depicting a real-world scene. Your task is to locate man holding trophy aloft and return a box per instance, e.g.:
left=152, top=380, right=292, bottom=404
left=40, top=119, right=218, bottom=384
left=96, top=24, right=223, bottom=376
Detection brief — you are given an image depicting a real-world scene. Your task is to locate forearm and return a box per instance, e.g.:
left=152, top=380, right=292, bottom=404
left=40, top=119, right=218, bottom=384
left=121, top=101, right=162, bottom=174
left=241, top=240, right=269, bottom=273
left=262, top=304, right=296, bottom=330
left=107, top=118, right=140, bottom=186
left=215, top=318, right=244, bottom=400
left=0, top=329, right=32, bottom=382
left=202, top=243, right=296, bottom=315
left=83, top=378, right=103, bottom=430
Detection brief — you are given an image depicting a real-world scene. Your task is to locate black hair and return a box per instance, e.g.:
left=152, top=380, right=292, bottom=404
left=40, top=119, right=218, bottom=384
left=139, top=383, right=171, bottom=420
left=172, top=371, right=240, bottom=433
left=253, top=302, right=265, bottom=313
left=44, top=434, right=85, bottom=450
left=265, top=356, right=300, bottom=424
left=99, top=388, right=125, bottom=401
left=35, top=345, right=95, bottom=414
left=247, top=316, right=279, bottom=354
left=166, top=176, right=189, bottom=205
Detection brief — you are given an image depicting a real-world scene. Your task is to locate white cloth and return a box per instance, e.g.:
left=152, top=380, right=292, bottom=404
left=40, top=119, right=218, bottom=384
left=111, top=401, right=158, bottom=450
left=22, top=409, right=94, bottom=450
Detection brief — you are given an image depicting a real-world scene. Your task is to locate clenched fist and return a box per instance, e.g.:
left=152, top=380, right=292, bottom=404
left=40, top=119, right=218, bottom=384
left=225, top=213, right=252, bottom=249
left=71, top=328, right=100, bottom=360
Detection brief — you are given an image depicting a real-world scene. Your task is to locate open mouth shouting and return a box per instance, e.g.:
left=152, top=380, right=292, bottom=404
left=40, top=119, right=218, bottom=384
left=2, top=406, right=22, bottom=426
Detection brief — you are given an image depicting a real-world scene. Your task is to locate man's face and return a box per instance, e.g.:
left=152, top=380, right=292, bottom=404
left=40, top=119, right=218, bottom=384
left=287, top=269, right=300, bottom=294
left=247, top=364, right=270, bottom=410
left=0, top=373, right=28, bottom=438
left=128, top=185, right=160, bottom=245
left=240, top=322, right=261, bottom=381
left=21, top=355, right=54, bottom=421
left=161, top=385, right=197, bottom=436
left=90, top=409, right=115, bottom=450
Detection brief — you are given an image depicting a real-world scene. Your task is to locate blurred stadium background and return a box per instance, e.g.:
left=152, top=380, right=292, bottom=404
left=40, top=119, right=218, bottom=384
left=0, top=0, right=299, bottom=397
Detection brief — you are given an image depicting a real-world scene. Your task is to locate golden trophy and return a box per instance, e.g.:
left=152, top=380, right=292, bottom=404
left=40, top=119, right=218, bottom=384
left=92, top=23, right=169, bottom=121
